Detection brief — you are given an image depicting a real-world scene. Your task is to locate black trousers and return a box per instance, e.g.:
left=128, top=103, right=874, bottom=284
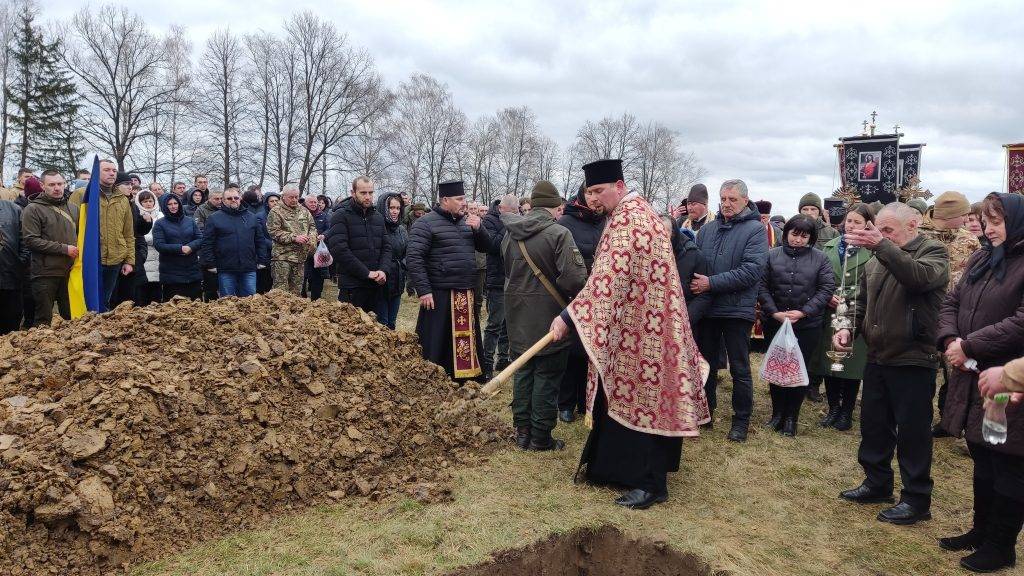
left=135, top=281, right=162, bottom=306
left=858, top=363, right=935, bottom=509
left=338, top=286, right=381, bottom=314
left=0, top=288, right=22, bottom=335
left=558, top=351, right=589, bottom=413
left=699, top=318, right=755, bottom=425
left=256, top=267, right=273, bottom=295
left=20, top=284, right=34, bottom=329
left=162, top=281, right=202, bottom=301
left=202, top=269, right=219, bottom=301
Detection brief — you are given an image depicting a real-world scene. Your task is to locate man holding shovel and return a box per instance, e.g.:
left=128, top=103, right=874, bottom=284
left=549, top=159, right=711, bottom=510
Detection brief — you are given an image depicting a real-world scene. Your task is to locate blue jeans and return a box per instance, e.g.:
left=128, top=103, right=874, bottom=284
left=218, top=271, right=257, bottom=297
left=375, top=293, right=402, bottom=329
left=100, top=264, right=121, bottom=311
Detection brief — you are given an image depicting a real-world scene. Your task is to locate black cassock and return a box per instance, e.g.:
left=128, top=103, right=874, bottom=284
left=576, top=380, right=683, bottom=495
left=415, top=288, right=484, bottom=380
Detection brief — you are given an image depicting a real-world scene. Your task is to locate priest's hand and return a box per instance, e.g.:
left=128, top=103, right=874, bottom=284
left=550, top=316, right=568, bottom=342
left=833, top=329, right=852, bottom=351
left=466, top=214, right=481, bottom=229
left=419, top=293, right=435, bottom=310
left=690, top=274, right=710, bottom=295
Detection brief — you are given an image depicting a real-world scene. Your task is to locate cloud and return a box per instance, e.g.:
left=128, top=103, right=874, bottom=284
left=43, top=0, right=1023, bottom=213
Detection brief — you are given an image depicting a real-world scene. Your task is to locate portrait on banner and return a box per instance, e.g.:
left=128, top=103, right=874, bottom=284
left=858, top=152, right=880, bottom=181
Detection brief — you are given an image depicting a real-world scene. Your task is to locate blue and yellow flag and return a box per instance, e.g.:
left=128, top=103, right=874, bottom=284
left=68, top=156, right=103, bottom=317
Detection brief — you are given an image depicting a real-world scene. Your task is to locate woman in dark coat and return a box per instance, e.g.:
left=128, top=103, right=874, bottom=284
left=757, top=215, right=835, bottom=437
left=661, top=215, right=710, bottom=330
left=152, top=194, right=203, bottom=300
left=938, top=192, right=1024, bottom=573
left=375, top=192, right=407, bottom=329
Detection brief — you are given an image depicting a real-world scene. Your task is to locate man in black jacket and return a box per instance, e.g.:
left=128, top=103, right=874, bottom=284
left=407, top=180, right=491, bottom=379
left=325, top=176, right=391, bottom=313
left=480, top=195, right=518, bottom=380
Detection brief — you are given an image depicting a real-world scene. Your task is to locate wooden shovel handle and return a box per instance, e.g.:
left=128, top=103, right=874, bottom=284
left=479, top=332, right=556, bottom=396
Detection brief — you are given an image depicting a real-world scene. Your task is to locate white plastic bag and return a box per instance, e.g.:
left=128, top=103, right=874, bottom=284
left=313, top=239, right=333, bottom=268
left=759, top=318, right=809, bottom=387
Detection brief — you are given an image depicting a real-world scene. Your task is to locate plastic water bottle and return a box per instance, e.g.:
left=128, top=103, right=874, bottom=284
left=982, top=393, right=1010, bottom=445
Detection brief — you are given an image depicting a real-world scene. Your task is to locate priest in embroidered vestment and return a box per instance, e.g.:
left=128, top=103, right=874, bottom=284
left=551, top=159, right=711, bottom=510
left=407, top=180, right=492, bottom=379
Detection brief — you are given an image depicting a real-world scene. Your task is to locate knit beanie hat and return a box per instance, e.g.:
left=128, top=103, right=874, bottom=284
left=687, top=183, right=709, bottom=205
left=907, top=198, right=928, bottom=216
left=23, top=176, right=43, bottom=199
left=799, top=192, right=823, bottom=212
left=115, top=172, right=133, bottom=186
left=932, top=191, right=971, bottom=220
left=530, top=180, right=562, bottom=208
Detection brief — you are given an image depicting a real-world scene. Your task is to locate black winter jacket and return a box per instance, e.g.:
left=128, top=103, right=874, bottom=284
left=376, top=193, right=408, bottom=298
left=152, top=195, right=203, bottom=284
left=482, top=201, right=507, bottom=290
left=199, top=206, right=271, bottom=273
left=407, top=206, right=492, bottom=294
left=672, top=226, right=711, bottom=327
left=325, top=197, right=392, bottom=290
left=758, top=243, right=836, bottom=329
left=557, top=196, right=606, bottom=273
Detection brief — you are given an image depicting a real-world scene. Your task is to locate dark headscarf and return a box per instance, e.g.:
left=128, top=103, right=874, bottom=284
left=376, top=192, right=405, bottom=231
left=160, top=193, right=184, bottom=222
left=968, top=193, right=1024, bottom=283
left=563, top=184, right=604, bottom=225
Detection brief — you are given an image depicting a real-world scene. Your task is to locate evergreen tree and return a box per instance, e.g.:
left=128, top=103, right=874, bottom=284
left=5, top=5, right=82, bottom=175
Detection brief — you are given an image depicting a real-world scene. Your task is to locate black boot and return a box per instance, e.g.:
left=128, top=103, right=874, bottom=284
left=960, top=493, right=1023, bottom=572
left=833, top=379, right=859, bottom=431
left=806, top=381, right=822, bottom=403
left=514, top=426, right=531, bottom=450
left=820, top=378, right=842, bottom=428
left=766, top=384, right=784, bottom=430
left=940, top=475, right=992, bottom=552
left=782, top=387, right=802, bottom=437
left=528, top=430, right=565, bottom=452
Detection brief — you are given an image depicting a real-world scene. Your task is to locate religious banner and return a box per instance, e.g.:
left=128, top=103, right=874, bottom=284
left=450, top=289, right=481, bottom=379
left=1007, top=144, right=1024, bottom=196
left=837, top=134, right=901, bottom=204
left=898, top=143, right=925, bottom=187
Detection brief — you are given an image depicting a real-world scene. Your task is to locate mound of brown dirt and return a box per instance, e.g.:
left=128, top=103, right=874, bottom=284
left=0, top=291, right=503, bottom=575
left=445, top=525, right=721, bottom=576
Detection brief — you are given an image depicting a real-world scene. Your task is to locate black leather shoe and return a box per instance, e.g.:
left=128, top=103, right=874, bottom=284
left=878, top=502, right=931, bottom=525
left=765, top=413, right=783, bottom=430
left=960, top=543, right=1017, bottom=573
left=558, top=409, right=576, bottom=423
left=614, top=489, right=668, bottom=510
left=727, top=424, right=748, bottom=442
left=806, top=387, right=823, bottom=403
left=819, top=406, right=841, bottom=428
left=781, top=417, right=797, bottom=437
left=839, top=484, right=895, bottom=504
left=833, top=412, right=853, bottom=431
left=939, top=528, right=982, bottom=552
left=514, top=426, right=530, bottom=450
left=932, top=423, right=952, bottom=438
left=528, top=435, right=565, bottom=451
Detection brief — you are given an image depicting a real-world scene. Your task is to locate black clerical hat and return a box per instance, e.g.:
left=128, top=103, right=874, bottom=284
left=438, top=180, right=464, bottom=198
left=582, top=159, right=624, bottom=187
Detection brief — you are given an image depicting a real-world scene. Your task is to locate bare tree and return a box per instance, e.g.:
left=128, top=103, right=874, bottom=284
left=574, top=112, right=642, bottom=184
left=0, top=2, right=20, bottom=182
left=493, top=106, right=542, bottom=198
left=285, top=12, right=388, bottom=192
left=195, top=28, right=248, bottom=187
left=557, top=142, right=583, bottom=198
left=61, top=5, right=181, bottom=170
left=463, top=115, right=498, bottom=202
left=336, top=100, right=397, bottom=188
left=635, top=121, right=708, bottom=213
left=535, top=136, right=558, bottom=186
left=389, top=73, right=466, bottom=204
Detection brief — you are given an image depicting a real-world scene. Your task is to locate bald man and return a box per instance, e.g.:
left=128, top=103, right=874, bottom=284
left=834, top=202, right=949, bottom=526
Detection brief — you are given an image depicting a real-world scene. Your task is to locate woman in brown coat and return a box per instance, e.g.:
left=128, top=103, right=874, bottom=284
left=938, top=192, right=1024, bottom=573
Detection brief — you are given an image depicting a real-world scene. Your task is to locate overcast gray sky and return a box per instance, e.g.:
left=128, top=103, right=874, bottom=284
left=45, top=0, right=1023, bottom=215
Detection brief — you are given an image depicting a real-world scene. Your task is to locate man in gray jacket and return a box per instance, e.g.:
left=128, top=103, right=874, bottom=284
left=503, top=181, right=587, bottom=452
left=691, top=179, right=769, bottom=442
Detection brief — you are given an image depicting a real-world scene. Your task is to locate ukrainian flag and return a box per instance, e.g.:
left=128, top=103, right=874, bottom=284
left=68, top=156, right=103, bottom=317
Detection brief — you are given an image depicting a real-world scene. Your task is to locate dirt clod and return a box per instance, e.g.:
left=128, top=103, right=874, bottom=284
left=0, top=291, right=502, bottom=575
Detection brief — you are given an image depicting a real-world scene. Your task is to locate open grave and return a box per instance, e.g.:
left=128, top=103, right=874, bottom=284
left=444, top=525, right=721, bottom=576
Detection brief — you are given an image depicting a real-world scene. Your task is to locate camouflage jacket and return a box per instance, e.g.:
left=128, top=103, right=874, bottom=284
left=266, top=203, right=318, bottom=263
left=920, top=225, right=980, bottom=291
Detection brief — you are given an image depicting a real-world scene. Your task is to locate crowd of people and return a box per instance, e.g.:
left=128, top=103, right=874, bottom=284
left=1, top=158, right=1023, bottom=573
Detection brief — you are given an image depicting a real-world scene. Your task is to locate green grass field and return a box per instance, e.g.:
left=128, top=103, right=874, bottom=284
left=134, top=295, right=975, bottom=576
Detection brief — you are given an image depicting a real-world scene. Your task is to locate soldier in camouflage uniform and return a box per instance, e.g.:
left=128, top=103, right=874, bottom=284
left=920, top=191, right=980, bottom=437
left=920, top=191, right=981, bottom=291
left=266, top=184, right=318, bottom=294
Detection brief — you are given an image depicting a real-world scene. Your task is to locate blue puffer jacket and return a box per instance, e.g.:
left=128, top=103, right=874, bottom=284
left=376, top=192, right=408, bottom=298
left=152, top=195, right=202, bottom=284
left=199, top=205, right=271, bottom=273
left=325, top=196, right=392, bottom=290
left=695, top=202, right=769, bottom=321
left=407, top=206, right=492, bottom=294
